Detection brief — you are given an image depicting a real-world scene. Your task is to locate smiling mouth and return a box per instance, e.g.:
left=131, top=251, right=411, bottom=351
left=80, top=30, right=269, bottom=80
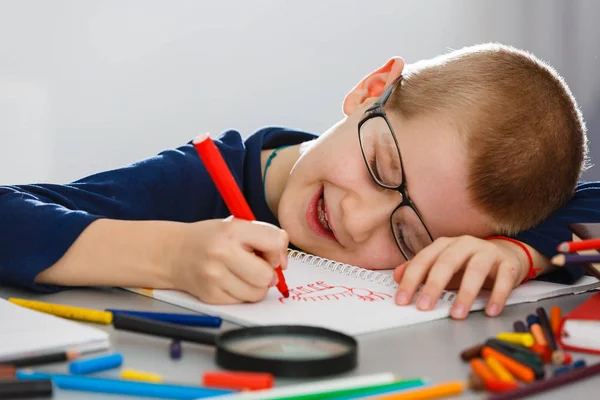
left=317, top=195, right=333, bottom=232
left=307, top=186, right=337, bottom=242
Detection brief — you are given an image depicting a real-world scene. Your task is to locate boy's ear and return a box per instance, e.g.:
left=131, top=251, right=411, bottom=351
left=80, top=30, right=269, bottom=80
left=343, top=57, right=405, bottom=116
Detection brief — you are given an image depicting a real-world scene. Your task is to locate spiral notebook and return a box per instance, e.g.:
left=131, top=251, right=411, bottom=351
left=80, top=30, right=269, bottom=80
left=126, top=250, right=600, bottom=336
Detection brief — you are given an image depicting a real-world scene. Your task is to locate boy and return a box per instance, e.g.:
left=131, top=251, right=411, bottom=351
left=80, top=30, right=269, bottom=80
left=0, top=43, right=594, bottom=320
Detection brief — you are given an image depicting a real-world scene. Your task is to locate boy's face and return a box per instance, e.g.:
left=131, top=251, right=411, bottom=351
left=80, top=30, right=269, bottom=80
left=277, top=59, right=495, bottom=270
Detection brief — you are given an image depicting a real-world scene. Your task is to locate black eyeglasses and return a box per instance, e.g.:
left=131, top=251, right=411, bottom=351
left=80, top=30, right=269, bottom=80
left=357, top=76, right=434, bottom=261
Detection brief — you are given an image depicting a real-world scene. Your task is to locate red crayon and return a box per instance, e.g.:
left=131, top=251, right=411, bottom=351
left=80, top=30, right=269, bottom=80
left=193, top=134, right=289, bottom=297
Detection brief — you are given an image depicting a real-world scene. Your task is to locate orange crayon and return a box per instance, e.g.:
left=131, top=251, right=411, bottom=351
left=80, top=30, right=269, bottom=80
left=470, top=358, right=497, bottom=385
left=482, top=347, right=536, bottom=383
left=530, top=324, right=548, bottom=347
left=550, top=306, right=562, bottom=336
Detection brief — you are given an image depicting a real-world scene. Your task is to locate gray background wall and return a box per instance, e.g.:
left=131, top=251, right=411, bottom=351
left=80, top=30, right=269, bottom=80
left=1, top=0, right=599, bottom=184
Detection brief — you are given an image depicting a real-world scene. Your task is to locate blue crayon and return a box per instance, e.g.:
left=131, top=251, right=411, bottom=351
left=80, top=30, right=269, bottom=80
left=170, top=340, right=182, bottom=360
left=69, top=353, right=123, bottom=375
left=526, top=314, right=540, bottom=328
left=16, top=370, right=232, bottom=399
left=573, top=359, right=587, bottom=369
left=106, top=309, right=222, bottom=328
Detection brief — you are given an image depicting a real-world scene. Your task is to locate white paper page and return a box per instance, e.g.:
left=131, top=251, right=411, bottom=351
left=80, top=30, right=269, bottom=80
left=150, top=259, right=455, bottom=335
left=129, top=255, right=600, bottom=336
left=0, top=298, right=110, bottom=362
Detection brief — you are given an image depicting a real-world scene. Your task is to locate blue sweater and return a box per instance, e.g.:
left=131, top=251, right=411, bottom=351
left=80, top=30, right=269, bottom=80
left=0, top=127, right=598, bottom=291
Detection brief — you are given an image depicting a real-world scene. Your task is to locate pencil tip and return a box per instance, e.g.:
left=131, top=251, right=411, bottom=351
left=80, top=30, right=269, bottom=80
left=282, top=290, right=290, bottom=298
left=66, top=351, right=81, bottom=360
left=551, top=254, right=565, bottom=266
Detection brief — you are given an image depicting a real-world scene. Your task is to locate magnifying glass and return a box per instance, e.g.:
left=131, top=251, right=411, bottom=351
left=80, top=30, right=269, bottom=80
left=113, top=314, right=357, bottom=378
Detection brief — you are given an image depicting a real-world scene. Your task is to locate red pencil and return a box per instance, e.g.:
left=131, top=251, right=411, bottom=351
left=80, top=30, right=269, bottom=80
left=557, top=238, right=600, bottom=252
left=192, top=134, right=289, bottom=298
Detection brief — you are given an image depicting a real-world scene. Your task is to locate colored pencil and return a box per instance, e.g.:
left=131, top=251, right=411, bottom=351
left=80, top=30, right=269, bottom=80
left=16, top=370, right=232, bottom=399
left=8, top=298, right=112, bottom=324
left=0, top=351, right=79, bottom=368
left=536, top=307, right=565, bottom=364
left=106, top=309, right=222, bottom=327
left=277, top=379, right=426, bottom=400
left=204, top=373, right=397, bottom=399
left=557, top=238, right=600, bottom=252
left=488, top=361, right=600, bottom=400
left=371, top=380, right=465, bottom=400
left=193, top=134, right=289, bottom=297
left=551, top=253, right=600, bottom=265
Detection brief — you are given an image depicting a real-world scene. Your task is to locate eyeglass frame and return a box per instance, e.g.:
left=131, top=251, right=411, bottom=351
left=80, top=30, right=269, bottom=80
left=357, top=75, right=434, bottom=260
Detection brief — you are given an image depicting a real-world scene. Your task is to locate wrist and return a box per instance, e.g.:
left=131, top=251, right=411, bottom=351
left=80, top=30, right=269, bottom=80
left=486, top=236, right=539, bottom=283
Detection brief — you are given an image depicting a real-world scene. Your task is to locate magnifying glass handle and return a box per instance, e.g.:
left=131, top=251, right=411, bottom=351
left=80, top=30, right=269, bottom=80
left=113, top=314, right=217, bottom=346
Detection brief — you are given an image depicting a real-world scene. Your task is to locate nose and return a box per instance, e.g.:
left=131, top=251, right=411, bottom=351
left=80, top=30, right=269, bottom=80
left=340, top=190, right=400, bottom=244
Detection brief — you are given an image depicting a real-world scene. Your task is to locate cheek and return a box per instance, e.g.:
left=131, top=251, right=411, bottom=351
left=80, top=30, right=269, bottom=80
left=345, top=236, right=405, bottom=270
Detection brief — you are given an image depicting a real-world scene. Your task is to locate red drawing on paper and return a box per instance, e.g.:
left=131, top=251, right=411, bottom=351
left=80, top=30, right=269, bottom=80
left=278, top=281, right=391, bottom=304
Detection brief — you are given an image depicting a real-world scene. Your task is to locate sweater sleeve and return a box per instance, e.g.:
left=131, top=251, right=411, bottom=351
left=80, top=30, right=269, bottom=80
left=512, top=181, right=600, bottom=284
left=0, top=137, right=244, bottom=292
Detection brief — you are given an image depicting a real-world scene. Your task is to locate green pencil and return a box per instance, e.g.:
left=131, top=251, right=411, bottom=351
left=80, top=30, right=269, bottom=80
left=275, top=378, right=427, bottom=400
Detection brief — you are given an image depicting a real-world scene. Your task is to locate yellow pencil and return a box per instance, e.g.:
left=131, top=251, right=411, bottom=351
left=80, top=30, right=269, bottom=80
left=121, top=368, right=163, bottom=383
left=8, top=298, right=113, bottom=324
left=373, top=380, right=465, bottom=400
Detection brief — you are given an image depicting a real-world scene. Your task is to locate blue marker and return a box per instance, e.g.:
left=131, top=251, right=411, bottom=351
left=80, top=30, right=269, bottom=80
left=69, top=353, right=123, bottom=375
left=16, top=370, right=232, bottom=399
left=106, top=309, right=222, bottom=328
left=526, top=314, right=540, bottom=328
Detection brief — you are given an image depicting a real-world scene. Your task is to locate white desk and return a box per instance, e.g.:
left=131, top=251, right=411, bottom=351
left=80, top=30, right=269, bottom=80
left=1, top=285, right=599, bottom=399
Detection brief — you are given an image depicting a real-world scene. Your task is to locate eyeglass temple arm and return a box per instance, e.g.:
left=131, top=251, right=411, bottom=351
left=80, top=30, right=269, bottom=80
left=365, top=76, right=403, bottom=113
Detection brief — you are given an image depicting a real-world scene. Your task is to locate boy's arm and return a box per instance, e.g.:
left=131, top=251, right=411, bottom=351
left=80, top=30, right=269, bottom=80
left=511, top=181, right=600, bottom=283
left=0, top=137, right=238, bottom=292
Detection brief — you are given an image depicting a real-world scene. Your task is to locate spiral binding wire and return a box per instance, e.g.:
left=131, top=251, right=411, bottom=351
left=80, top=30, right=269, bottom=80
left=287, top=249, right=456, bottom=302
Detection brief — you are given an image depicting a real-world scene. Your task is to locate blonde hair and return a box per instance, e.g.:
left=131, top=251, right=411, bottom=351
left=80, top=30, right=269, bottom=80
left=388, top=43, right=588, bottom=234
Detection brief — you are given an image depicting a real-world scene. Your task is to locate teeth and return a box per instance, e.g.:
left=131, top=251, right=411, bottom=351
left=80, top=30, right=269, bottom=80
left=317, top=197, right=332, bottom=231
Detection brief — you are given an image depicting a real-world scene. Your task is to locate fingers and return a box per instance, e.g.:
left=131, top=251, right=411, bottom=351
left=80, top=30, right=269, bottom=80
left=227, top=219, right=290, bottom=269
left=415, top=237, right=487, bottom=311
left=393, top=261, right=409, bottom=283
left=449, top=251, right=500, bottom=319
left=486, top=261, right=520, bottom=317
left=196, top=285, right=241, bottom=305
left=219, top=267, right=270, bottom=303
left=228, top=247, right=277, bottom=288
left=395, top=237, right=454, bottom=305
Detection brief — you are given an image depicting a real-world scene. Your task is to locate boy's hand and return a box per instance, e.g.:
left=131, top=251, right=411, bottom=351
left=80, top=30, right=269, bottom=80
left=171, top=217, right=289, bottom=304
left=393, top=236, right=530, bottom=319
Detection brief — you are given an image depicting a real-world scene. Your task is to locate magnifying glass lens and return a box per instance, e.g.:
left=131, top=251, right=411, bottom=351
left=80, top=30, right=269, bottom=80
left=222, top=334, right=351, bottom=360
